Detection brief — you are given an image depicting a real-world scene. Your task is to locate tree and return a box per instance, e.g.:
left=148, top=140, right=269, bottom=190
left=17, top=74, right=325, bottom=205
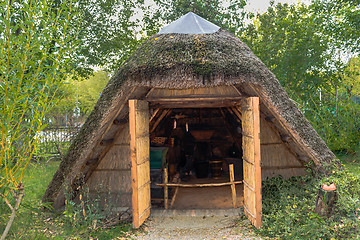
left=76, top=0, right=144, bottom=73
left=241, top=1, right=360, bottom=152
left=241, top=3, right=330, bottom=105
left=0, top=0, right=80, bottom=238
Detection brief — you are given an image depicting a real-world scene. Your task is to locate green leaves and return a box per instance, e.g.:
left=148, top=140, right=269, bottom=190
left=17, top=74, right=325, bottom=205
left=0, top=1, right=80, bottom=235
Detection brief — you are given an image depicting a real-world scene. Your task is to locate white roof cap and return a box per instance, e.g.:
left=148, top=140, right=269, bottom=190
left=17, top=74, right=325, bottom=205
left=158, top=12, right=220, bottom=34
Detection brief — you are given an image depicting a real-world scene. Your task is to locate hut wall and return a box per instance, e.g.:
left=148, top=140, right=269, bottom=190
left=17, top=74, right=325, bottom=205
left=260, top=118, right=305, bottom=180
left=87, top=123, right=132, bottom=208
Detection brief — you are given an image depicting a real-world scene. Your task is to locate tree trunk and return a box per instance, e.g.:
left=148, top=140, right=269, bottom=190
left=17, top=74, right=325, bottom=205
left=1, top=187, right=24, bottom=240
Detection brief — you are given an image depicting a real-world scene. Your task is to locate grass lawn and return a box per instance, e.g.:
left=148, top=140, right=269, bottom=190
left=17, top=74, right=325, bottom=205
left=337, top=151, right=360, bottom=175
left=0, top=160, right=138, bottom=239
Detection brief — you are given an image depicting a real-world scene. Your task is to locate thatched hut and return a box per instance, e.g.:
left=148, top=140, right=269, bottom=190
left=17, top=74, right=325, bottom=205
left=43, top=12, right=336, bottom=228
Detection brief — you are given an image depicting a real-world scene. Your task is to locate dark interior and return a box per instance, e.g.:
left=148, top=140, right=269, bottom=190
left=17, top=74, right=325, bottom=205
left=150, top=108, right=244, bottom=208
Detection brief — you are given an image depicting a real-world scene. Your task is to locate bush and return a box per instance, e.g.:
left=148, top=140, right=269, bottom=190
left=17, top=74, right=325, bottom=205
left=258, top=166, right=360, bottom=239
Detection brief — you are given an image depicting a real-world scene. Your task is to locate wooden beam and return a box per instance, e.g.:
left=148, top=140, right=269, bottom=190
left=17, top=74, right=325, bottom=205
left=156, top=181, right=243, bottom=188
left=150, top=109, right=171, bottom=133
left=231, top=106, right=242, bottom=120
left=150, top=100, right=242, bottom=108
left=147, top=96, right=243, bottom=102
left=150, top=108, right=160, bottom=123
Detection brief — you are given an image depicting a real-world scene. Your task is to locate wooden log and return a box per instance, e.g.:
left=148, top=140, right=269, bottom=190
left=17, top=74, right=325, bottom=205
left=229, top=164, right=237, bottom=208
left=164, top=167, right=168, bottom=210
left=156, top=181, right=243, bottom=188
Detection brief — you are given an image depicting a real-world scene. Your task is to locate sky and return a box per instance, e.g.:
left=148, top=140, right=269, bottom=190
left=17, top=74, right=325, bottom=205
left=245, top=0, right=310, bottom=13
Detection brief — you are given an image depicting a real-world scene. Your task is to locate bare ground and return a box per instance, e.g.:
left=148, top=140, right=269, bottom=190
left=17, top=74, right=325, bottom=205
left=136, top=214, right=261, bottom=240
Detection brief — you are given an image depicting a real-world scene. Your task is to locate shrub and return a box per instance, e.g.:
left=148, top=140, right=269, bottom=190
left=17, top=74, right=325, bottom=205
left=258, top=166, right=360, bottom=239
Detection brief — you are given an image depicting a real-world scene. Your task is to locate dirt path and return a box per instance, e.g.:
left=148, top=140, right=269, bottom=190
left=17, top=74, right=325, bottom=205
left=136, top=211, right=260, bottom=240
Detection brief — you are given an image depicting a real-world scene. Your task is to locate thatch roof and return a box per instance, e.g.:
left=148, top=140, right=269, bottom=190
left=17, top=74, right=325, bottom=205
left=43, top=18, right=336, bottom=207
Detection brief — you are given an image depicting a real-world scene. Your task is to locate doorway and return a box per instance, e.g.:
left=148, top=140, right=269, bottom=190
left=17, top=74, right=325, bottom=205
left=149, top=107, right=244, bottom=209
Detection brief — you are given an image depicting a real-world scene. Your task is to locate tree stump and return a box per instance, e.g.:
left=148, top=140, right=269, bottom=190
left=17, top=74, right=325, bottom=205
left=314, top=183, right=337, bottom=216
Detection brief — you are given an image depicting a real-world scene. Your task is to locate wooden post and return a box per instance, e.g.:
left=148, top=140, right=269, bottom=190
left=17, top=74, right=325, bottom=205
left=170, top=187, right=179, bottom=208
left=164, top=167, right=168, bottom=209
left=229, top=164, right=237, bottom=208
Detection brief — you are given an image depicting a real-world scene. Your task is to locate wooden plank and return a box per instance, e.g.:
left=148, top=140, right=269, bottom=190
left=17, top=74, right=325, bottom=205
left=129, top=99, right=151, bottom=229
left=229, top=164, right=237, bottom=208
left=242, top=97, right=262, bottom=229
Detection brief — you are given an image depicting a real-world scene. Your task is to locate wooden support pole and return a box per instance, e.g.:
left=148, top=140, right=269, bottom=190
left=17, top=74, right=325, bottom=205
left=164, top=167, right=168, bottom=210
left=229, top=164, right=237, bottom=208
left=170, top=187, right=179, bottom=208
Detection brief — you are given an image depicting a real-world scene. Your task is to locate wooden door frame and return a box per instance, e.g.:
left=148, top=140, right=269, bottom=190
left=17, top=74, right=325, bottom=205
left=129, top=99, right=151, bottom=229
